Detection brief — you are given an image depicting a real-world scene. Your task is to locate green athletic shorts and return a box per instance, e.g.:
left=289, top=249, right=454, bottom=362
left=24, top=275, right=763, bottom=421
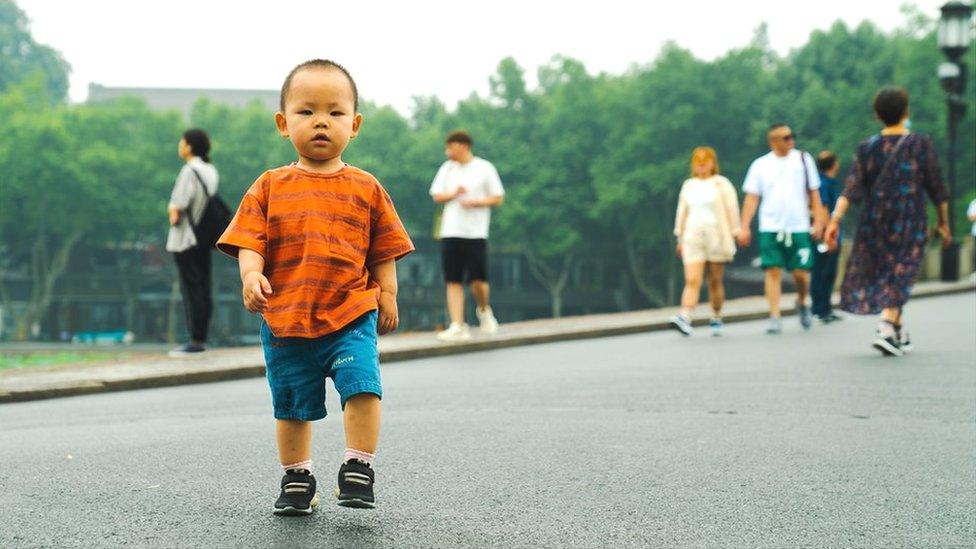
left=759, top=231, right=813, bottom=271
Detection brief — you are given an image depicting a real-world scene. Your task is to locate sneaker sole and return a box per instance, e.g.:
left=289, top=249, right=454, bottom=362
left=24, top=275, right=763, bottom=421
left=334, top=487, right=375, bottom=509
left=273, top=493, right=319, bottom=516
left=872, top=339, right=904, bottom=357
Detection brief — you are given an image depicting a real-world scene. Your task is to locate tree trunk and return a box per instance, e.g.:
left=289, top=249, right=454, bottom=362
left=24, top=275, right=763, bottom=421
left=549, top=288, right=563, bottom=318
left=624, top=234, right=667, bottom=307
left=13, top=232, right=83, bottom=340
left=523, top=249, right=574, bottom=318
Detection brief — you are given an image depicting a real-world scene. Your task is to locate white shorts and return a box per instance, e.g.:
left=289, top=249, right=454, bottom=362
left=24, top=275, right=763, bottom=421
left=682, top=224, right=732, bottom=264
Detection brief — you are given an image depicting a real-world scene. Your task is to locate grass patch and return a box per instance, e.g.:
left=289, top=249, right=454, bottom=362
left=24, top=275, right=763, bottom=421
left=0, top=351, right=130, bottom=371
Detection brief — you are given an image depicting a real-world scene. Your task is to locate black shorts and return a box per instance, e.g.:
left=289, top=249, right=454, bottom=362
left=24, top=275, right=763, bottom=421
left=441, top=238, right=488, bottom=283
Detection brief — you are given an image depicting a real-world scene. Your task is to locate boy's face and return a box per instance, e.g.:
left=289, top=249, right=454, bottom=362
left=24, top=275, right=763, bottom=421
left=275, top=68, right=362, bottom=168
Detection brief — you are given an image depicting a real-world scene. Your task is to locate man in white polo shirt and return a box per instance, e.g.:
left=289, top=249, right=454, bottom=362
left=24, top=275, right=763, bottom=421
left=738, top=123, right=826, bottom=334
left=429, top=131, right=505, bottom=341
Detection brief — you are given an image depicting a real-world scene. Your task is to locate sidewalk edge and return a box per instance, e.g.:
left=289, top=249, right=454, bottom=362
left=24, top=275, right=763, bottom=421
left=2, top=283, right=971, bottom=404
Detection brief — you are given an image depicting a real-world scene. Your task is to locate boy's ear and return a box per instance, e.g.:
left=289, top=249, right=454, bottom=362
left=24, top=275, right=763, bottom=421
left=349, top=112, right=363, bottom=139
left=274, top=112, right=289, bottom=138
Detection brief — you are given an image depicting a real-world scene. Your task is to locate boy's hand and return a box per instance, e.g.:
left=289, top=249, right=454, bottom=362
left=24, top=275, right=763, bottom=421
left=377, top=290, right=399, bottom=335
left=242, top=271, right=273, bottom=313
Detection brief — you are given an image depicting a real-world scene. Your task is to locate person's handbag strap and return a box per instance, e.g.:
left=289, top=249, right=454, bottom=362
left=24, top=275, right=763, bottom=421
left=872, top=134, right=909, bottom=187
left=186, top=168, right=211, bottom=229
left=189, top=168, right=211, bottom=199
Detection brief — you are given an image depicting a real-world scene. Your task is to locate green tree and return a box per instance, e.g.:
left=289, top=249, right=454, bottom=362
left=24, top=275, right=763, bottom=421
left=0, top=0, right=70, bottom=102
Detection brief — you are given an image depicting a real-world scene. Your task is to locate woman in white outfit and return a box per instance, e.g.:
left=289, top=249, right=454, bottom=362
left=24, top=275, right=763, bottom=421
left=671, top=146, right=741, bottom=336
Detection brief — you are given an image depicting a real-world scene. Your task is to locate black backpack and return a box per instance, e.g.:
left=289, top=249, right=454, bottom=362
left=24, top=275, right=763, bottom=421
left=189, top=168, right=232, bottom=249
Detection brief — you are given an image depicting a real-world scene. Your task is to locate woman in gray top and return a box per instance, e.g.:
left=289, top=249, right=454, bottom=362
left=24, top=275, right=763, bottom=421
left=166, top=128, right=219, bottom=357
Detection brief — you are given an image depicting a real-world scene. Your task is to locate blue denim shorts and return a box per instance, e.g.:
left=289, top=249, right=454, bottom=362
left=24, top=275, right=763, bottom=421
left=260, top=310, right=381, bottom=421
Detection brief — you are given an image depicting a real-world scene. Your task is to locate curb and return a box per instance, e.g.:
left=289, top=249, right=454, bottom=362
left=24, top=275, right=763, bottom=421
left=2, top=282, right=972, bottom=404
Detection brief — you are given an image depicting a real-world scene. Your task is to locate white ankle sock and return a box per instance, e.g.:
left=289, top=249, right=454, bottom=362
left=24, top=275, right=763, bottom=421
left=343, top=448, right=375, bottom=466
left=282, top=459, right=312, bottom=474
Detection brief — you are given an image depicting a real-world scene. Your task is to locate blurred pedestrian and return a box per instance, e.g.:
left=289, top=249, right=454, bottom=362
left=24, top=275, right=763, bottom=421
left=670, top=146, right=741, bottom=336
left=738, top=124, right=827, bottom=334
left=811, top=151, right=843, bottom=323
left=825, top=87, right=951, bottom=356
left=967, top=198, right=976, bottom=274
left=166, top=128, right=219, bottom=357
left=429, top=131, right=505, bottom=341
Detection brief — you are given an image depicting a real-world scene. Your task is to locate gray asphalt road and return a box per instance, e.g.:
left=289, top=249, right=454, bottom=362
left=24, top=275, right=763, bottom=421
left=1, top=293, right=974, bottom=548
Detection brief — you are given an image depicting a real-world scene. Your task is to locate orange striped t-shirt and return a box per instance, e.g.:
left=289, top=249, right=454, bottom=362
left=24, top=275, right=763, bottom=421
left=216, top=164, right=415, bottom=338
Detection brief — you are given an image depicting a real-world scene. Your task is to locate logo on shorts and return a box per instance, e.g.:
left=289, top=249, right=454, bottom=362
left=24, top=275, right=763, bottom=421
left=333, top=355, right=355, bottom=367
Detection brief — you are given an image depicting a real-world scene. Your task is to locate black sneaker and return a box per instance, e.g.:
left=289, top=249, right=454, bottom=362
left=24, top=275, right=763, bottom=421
left=335, top=460, right=375, bottom=509
left=872, top=333, right=904, bottom=357
left=273, top=469, right=319, bottom=516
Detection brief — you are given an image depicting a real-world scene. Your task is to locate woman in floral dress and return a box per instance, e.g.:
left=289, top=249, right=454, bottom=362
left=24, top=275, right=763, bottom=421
left=825, top=87, right=951, bottom=357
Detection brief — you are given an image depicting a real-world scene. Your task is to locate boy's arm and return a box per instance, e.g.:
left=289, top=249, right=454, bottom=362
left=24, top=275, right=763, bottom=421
left=368, top=259, right=399, bottom=335
left=239, top=249, right=273, bottom=313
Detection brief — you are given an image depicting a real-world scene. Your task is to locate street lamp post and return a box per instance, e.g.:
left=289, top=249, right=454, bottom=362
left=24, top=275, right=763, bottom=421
left=937, top=1, right=973, bottom=281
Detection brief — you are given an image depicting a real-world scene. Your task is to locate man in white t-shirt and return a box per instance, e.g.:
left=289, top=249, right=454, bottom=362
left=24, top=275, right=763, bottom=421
left=738, top=123, right=827, bottom=334
left=429, top=131, right=506, bottom=341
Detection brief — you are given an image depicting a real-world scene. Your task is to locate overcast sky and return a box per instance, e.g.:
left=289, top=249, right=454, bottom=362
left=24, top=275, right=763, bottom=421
left=17, top=0, right=945, bottom=115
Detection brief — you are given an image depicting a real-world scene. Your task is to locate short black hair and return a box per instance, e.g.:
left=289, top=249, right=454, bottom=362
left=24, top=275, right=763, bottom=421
left=445, top=130, right=473, bottom=146
left=873, top=86, right=909, bottom=126
left=280, top=59, right=359, bottom=112
left=182, top=128, right=211, bottom=163
left=816, top=150, right=838, bottom=173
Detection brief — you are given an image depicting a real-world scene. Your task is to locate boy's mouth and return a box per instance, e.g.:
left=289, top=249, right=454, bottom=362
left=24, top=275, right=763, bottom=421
left=311, top=134, right=330, bottom=143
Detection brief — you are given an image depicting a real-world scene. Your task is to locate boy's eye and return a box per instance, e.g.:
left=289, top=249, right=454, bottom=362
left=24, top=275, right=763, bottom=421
left=298, top=109, right=312, bottom=115
left=331, top=111, right=345, bottom=117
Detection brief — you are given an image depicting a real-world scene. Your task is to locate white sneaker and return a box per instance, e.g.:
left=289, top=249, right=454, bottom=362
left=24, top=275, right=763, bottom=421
left=476, top=307, right=499, bottom=334
left=436, top=322, right=471, bottom=342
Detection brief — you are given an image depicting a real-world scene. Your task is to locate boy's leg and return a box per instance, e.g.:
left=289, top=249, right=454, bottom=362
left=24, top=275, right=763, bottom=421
left=343, top=393, right=381, bottom=454
left=276, top=419, right=313, bottom=465
left=328, top=311, right=383, bottom=508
